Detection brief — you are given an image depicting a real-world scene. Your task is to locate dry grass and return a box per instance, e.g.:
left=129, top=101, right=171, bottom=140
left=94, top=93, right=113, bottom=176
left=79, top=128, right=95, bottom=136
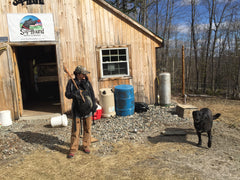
left=173, top=96, right=240, bottom=128
left=0, top=96, right=239, bottom=180
left=0, top=142, right=200, bottom=180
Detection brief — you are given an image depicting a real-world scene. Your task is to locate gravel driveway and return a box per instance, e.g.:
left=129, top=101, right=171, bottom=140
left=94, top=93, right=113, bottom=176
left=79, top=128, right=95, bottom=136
left=1, top=98, right=240, bottom=180
left=1, top=104, right=187, bottom=160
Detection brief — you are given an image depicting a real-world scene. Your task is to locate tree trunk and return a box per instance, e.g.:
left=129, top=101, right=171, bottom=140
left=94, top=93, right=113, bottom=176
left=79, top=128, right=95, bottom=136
left=191, top=0, right=199, bottom=90
left=203, top=0, right=215, bottom=93
left=155, top=0, right=159, bottom=34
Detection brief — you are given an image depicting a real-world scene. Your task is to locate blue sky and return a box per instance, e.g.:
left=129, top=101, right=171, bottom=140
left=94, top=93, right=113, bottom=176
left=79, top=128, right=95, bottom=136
left=174, top=0, right=239, bottom=35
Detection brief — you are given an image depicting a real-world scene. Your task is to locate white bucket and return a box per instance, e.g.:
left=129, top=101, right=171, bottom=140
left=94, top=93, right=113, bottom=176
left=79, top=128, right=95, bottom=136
left=61, top=114, right=68, bottom=126
left=51, top=114, right=68, bottom=127
left=0, top=110, right=12, bottom=126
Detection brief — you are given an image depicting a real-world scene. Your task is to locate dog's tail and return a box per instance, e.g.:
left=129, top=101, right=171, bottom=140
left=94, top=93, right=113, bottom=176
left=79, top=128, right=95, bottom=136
left=213, top=113, right=221, bottom=120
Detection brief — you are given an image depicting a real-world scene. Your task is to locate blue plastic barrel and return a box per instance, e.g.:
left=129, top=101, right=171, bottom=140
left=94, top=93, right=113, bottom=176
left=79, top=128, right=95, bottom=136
left=114, top=84, right=135, bottom=116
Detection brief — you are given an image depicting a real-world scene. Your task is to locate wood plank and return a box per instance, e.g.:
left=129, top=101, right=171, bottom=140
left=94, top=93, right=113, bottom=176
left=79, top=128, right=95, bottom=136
left=151, top=41, right=157, bottom=103
left=12, top=48, right=23, bottom=116
left=93, top=3, right=101, bottom=44
left=103, top=6, right=110, bottom=45
left=99, top=5, right=106, bottom=44
left=108, top=11, right=115, bottom=44
left=7, top=45, right=19, bottom=119
left=89, top=1, right=98, bottom=87
left=94, top=0, right=163, bottom=45
left=0, top=46, right=11, bottom=111
left=161, top=130, right=187, bottom=136
left=86, top=1, right=95, bottom=62
left=113, top=15, right=120, bottom=44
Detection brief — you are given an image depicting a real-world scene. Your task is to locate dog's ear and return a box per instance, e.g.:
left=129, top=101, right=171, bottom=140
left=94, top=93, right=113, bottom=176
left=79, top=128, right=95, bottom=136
left=192, top=111, right=197, bottom=116
left=192, top=111, right=197, bottom=118
left=213, top=113, right=221, bottom=120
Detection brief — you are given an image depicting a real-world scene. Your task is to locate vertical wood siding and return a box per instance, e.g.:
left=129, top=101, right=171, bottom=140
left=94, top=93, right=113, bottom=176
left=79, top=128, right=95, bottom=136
left=0, top=0, right=162, bottom=114
left=0, top=47, right=14, bottom=112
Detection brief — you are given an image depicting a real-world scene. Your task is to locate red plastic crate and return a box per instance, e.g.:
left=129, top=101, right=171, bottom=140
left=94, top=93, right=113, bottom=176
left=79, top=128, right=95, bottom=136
left=92, top=105, right=102, bottom=120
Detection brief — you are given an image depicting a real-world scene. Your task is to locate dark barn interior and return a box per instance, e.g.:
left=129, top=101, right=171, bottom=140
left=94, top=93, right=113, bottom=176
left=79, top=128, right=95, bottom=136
left=14, top=45, right=61, bottom=115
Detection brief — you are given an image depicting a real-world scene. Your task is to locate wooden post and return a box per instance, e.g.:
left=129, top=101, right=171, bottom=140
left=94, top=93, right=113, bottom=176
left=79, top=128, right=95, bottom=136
left=182, top=45, right=185, bottom=96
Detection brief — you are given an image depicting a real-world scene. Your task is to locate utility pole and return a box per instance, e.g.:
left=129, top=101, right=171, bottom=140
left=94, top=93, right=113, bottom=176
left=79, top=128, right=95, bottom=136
left=182, top=45, right=185, bottom=96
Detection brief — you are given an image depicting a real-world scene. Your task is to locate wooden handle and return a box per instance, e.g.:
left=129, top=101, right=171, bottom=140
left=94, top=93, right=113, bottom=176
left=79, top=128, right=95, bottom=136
left=63, top=64, right=85, bottom=102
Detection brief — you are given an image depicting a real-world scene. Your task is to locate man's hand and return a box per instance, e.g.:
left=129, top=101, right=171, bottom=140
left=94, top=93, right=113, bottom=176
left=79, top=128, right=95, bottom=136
left=72, top=90, right=80, bottom=99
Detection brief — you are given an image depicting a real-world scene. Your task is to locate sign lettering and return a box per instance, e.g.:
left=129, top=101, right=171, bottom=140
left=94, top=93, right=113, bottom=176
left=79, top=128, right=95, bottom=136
left=13, top=0, right=44, bottom=6
left=7, top=13, right=55, bottom=42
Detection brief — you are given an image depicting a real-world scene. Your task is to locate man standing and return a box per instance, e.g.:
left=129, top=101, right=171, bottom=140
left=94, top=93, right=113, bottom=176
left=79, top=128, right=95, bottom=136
left=65, top=65, right=97, bottom=158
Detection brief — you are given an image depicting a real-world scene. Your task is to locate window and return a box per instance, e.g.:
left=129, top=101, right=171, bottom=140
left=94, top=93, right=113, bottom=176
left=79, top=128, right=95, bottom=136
left=100, top=48, right=130, bottom=78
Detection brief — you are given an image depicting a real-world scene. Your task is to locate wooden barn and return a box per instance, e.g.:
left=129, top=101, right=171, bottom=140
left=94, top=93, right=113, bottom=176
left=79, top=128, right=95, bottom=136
left=0, top=0, right=163, bottom=120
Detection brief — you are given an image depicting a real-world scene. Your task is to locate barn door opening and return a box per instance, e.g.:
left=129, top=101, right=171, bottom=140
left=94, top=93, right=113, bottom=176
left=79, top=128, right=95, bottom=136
left=14, top=45, right=61, bottom=116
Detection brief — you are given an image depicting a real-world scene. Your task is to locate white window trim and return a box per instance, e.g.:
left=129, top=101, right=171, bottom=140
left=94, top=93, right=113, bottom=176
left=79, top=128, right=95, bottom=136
left=99, top=47, right=130, bottom=78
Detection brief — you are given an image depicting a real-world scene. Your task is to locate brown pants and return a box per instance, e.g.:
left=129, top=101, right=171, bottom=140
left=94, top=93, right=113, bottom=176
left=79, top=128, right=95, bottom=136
left=69, top=116, right=92, bottom=154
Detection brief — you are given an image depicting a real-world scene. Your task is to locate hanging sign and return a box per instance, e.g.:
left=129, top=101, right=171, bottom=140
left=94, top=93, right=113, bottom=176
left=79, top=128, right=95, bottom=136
left=7, top=13, right=55, bottom=42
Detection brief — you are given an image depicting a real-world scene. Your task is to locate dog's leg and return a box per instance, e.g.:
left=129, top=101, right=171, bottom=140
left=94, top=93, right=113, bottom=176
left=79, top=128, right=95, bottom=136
left=197, top=131, right=202, bottom=146
left=207, top=131, right=212, bottom=148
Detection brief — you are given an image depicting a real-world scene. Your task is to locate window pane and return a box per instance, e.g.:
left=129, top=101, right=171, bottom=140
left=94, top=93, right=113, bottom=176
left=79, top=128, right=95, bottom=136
left=112, top=64, right=120, bottom=75
left=119, top=63, right=128, bottom=74
left=119, top=55, right=126, bottom=61
left=102, top=50, right=109, bottom=56
left=103, top=63, right=128, bottom=76
left=101, top=48, right=129, bottom=77
left=119, top=49, right=126, bottom=55
left=103, top=64, right=117, bottom=75
left=110, top=49, right=118, bottom=55
left=107, top=64, right=115, bottom=72
left=103, top=64, right=110, bottom=75
left=103, top=70, right=110, bottom=75
left=103, top=57, right=110, bottom=62
left=111, top=56, right=118, bottom=62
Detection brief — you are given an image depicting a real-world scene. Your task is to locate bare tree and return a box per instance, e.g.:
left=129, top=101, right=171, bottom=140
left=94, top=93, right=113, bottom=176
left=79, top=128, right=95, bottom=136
left=191, top=0, right=198, bottom=90
left=232, top=17, right=240, bottom=98
left=106, top=0, right=240, bottom=98
left=107, top=0, right=136, bottom=14
left=201, top=0, right=215, bottom=92
left=214, top=17, right=232, bottom=92
left=210, top=1, right=236, bottom=91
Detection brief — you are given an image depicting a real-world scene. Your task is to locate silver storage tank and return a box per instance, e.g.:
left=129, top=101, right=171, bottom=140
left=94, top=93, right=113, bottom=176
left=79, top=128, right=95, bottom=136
left=159, top=72, right=171, bottom=106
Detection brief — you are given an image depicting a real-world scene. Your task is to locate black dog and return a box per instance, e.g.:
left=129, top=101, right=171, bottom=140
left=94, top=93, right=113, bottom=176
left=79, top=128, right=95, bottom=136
left=192, top=108, right=221, bottom=148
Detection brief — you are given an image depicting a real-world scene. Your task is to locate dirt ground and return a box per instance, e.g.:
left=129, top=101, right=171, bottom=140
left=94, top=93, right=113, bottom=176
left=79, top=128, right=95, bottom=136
left=0, top=96, right=240, bottom=180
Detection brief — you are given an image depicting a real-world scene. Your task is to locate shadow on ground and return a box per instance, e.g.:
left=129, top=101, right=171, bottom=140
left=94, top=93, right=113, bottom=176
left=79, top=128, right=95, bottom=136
left=14, top=131, right=70, bottom=154
left=147, top=128, right=207, bottom=148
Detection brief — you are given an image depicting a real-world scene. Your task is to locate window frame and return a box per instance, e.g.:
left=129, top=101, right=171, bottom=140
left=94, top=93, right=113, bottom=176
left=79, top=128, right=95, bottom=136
left=99, top=47, right=130, bottom=79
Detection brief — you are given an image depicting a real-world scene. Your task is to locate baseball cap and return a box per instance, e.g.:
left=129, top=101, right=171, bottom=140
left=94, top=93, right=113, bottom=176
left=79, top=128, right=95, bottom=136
left=74, top=65, right=90, bottom=75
